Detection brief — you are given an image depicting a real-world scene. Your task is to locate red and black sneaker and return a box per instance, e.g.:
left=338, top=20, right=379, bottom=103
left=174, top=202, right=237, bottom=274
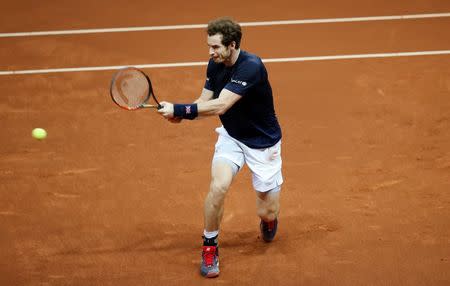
left=260, top=218, right=278, bottom=242
left=200, top=245, right=219, bottom=278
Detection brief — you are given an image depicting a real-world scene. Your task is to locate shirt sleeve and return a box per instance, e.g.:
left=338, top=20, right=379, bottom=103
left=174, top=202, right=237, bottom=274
left=224, top=60, right=261, bottom=97
left=204, top=59, right=214, bottom=91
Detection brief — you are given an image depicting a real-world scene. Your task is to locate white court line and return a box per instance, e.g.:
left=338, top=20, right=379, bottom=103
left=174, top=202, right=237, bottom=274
left=0, top=13, right=449, bottom=37
left=1, top=50, right=449, bottom=75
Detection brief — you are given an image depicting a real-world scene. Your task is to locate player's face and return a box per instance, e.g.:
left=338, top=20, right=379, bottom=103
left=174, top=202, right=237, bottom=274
left=207, top=34, right=232, bottom=64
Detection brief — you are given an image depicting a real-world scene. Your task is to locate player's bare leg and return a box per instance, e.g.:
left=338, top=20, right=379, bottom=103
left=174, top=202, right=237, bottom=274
left=204, top=161, right=235, bottom=231
left=256, top=189, right=280, bottom=242
left=201, top=160, right=235, bottom=278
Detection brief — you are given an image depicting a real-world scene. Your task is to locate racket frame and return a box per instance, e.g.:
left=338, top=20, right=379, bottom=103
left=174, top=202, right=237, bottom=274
left=110, top=67, right=161, bottom=111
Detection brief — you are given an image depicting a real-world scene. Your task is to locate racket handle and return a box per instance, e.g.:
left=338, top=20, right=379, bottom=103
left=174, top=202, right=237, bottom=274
left=141, top=104, right=159, bottom=108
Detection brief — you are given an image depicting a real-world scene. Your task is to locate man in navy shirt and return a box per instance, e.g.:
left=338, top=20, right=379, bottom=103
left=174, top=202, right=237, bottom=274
left=158, top=17, right=283, bottom=278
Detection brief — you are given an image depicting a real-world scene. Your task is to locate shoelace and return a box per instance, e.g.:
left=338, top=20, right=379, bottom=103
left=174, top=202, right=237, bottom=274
left=202, top=247, right=216, bottom=266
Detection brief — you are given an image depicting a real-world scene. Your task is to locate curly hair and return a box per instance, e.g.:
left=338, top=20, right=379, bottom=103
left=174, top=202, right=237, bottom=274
left=207, top=17, right=242, bottom=49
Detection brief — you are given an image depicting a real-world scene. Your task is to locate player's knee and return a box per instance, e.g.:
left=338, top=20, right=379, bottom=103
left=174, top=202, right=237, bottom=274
left=210, top=178, right=230, bottom=196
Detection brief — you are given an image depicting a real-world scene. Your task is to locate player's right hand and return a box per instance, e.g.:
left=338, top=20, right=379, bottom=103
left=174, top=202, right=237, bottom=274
left=157, top=101, right=175, bottom=118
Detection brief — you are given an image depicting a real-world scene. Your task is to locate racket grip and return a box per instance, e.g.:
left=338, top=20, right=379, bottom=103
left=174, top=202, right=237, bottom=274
left=142, top=104, right=159, bottom=108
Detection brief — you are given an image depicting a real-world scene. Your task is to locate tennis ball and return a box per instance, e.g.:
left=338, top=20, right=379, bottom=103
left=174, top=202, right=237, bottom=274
left=32, top=128, right=47, bottom=140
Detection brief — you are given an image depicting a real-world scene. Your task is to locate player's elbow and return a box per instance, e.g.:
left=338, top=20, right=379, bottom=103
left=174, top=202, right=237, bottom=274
left=212, top=90, right=241, bottom=116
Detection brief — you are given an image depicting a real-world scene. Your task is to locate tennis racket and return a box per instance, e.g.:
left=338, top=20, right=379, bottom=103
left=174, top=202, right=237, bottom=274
left=110, top=67, right=162, bottom=110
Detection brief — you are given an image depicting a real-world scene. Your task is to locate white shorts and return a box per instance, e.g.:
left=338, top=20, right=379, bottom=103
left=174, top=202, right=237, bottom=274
left=212, top=126, right=283, bottom=192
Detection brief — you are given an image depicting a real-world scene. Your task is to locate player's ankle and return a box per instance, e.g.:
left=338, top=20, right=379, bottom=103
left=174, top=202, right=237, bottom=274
left=203, top=235, right=218, bottom=246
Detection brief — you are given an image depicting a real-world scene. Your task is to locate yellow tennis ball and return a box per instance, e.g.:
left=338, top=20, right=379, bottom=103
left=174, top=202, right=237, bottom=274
left=32, top=128, right=47, bottom=140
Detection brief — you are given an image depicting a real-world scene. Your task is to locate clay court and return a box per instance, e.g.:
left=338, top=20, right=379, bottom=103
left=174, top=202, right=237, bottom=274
left=1, top=1, right=450, bottom=285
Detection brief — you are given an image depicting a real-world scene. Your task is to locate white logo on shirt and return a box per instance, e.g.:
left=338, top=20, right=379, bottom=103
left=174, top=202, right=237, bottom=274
left=231, top=78, right=247, bottom=86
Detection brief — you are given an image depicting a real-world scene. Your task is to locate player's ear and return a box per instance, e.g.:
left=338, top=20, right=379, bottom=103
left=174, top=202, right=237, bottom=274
left=229, top=41, right=236, bottom=49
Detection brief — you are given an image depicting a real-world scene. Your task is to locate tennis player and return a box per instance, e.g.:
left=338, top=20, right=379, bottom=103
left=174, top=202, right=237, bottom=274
left=158, top=17, right=283, bottom=278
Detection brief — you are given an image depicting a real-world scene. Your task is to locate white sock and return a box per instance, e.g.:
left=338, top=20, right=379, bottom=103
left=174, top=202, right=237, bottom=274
left=203, top=230, right=219, bottom=238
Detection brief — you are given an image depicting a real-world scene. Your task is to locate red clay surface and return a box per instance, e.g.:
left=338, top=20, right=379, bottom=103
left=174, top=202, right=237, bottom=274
left=1, top=2, right=450, bottom=286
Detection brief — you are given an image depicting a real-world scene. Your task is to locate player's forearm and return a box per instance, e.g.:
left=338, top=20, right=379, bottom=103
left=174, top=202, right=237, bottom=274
left=194, top=88, right=214, bottom=104
left=170, top=89, right=239, bottom=120
left=197, top=98, right=229, bottom=116
left=194, top=97, right=207, bottom=104
left=173, top=98, right=227, bottom=120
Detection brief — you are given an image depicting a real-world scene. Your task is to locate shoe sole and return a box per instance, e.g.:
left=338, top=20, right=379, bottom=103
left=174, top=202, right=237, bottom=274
left=205, top=271, right=219, bottom=278
left=200, top=269, right=219, bottom=278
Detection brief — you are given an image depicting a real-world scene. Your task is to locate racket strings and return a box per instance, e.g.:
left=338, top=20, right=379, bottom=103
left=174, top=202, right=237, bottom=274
left=111, top=68, right=150, bottom=110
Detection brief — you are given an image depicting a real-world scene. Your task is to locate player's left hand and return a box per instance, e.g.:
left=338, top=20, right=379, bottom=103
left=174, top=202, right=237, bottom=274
left=157, top=101, right=175, bottom=118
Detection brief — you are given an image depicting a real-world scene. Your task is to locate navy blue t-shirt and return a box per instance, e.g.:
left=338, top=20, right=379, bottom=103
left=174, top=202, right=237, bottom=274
left=204, top=50, right=282, bottom=148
